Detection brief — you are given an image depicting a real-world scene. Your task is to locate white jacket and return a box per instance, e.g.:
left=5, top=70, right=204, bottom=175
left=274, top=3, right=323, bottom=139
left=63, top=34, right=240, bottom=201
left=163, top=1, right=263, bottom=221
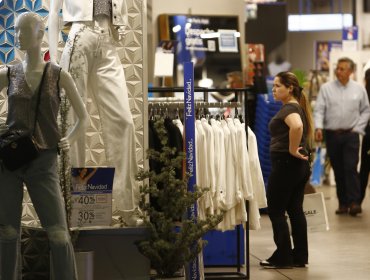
left=62, top=0, right=128, bottom=27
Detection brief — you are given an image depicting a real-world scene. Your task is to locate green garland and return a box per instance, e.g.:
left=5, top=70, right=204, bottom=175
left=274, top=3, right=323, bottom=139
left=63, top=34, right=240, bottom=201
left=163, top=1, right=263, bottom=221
left=58, top=93, right=79, bottom=245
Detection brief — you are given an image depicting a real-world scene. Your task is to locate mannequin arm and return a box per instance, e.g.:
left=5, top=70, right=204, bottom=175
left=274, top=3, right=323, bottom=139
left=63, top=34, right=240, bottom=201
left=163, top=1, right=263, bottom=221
left=0, top=123, right=8, bottom=135
left=0, top=67, right=8, bottom=91
left=58, top=70, right=88, bottom=152
left=48, top=0, right=63, bottom=63
left=0, top=68, right=9, bottom=134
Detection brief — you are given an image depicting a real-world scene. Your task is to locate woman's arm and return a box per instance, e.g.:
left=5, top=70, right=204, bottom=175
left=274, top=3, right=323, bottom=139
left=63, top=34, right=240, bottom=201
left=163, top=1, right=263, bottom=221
left=285, top=112, right=308, bottom=160
left=84, top=168, right=98, bottom=182
left=48, top=0, right=63, bottom=63
left=58, top=70, right=87, bottom=151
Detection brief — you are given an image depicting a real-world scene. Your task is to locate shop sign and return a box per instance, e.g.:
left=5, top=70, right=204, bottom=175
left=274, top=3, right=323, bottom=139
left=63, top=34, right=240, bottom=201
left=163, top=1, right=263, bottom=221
left=70, top=167, right=115, bottom=228
left=342, top=26, right=358, bottom=51
left=184, top=62, right=200, bottom=280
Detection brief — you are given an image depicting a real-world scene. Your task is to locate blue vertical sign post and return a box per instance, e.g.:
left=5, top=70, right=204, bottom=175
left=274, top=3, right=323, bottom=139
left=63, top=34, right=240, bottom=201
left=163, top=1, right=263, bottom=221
left=184, top=62, right=200, bottom=280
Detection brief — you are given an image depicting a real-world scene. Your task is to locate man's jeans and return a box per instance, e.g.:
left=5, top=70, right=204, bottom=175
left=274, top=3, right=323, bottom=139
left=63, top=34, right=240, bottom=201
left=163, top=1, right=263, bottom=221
left=61, top=17, right=139, bottom=213
left=0, top=150, right=77, bottom=280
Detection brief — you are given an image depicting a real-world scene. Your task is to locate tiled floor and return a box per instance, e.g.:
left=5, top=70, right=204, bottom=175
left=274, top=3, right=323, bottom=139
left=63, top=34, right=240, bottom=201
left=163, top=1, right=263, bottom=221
left=206, top=184, right=370, bottom=280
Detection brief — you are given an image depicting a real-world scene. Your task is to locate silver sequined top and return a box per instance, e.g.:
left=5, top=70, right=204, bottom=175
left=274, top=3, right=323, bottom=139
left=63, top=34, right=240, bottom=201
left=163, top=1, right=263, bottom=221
left=93, top=0, right=112, bottom=19
left=6, top=63, right=62, bottom=150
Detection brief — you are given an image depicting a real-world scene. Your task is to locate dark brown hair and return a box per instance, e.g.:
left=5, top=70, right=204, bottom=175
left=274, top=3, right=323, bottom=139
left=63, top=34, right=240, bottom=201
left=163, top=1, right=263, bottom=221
left=338, top=57, right=355, bottom=71
left=275, top=71, right=314, bottom=144
left=365, top=68, right=370, bottom=98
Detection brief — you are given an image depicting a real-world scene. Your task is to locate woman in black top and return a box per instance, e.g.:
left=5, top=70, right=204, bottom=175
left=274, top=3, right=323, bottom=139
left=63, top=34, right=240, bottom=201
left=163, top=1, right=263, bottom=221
left=260, top=72, right=314, bottom=269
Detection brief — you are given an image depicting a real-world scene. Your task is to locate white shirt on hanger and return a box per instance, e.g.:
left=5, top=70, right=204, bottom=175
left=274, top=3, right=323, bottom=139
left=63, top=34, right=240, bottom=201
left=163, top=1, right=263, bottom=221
left=247, top=126, right=268, bottom=230
left=234, top=118, right=254, bottom=201
left=201, top=118, right=216, bottom=201
left=210, top=118, right=226, bottom=212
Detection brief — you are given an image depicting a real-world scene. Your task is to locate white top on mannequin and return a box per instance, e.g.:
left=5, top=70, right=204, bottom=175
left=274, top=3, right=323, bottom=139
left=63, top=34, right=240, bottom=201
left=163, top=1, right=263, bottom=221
left=48, top=0, right=127, bottom=63
left=0, top=12, right=87, bottom=152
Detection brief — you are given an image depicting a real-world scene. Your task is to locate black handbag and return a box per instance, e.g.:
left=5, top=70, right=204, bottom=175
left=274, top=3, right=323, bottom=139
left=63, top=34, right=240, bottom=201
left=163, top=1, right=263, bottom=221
left=0, top=63, right=47, bottom=171
left=0, top=130, right=40, bottom=171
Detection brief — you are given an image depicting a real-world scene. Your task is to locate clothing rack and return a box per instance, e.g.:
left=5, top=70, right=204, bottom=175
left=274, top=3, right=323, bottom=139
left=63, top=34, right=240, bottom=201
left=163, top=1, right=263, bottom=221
left=148, top=101, right=241, bottom=109
left=148, top=87, right=250, bottom=279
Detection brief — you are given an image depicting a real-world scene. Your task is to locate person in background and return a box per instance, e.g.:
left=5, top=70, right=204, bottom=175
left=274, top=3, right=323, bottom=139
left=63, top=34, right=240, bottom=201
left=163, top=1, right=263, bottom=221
left=359, top=68, right=370, bottom=206
left=71, top=168, right=98, bottom=192
left=314, top=57, right=370, bottom=216
left=0, top=12, right=87, bottom=279
left=260, top=71, right=313, bottom=269
left=268, top=54, right=291, bottom=77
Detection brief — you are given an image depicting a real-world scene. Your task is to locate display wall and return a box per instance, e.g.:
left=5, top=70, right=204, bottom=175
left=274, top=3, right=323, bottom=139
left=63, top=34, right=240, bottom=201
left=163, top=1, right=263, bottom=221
left=0, top=0, right=147, bottom=227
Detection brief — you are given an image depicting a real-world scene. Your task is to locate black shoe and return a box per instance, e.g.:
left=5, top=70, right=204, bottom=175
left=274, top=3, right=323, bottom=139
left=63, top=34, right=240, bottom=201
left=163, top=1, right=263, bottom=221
left=349, top=203, right=362, bottom=216
left=335, top=205, right=348, bottom=215
left=260, top=260, right=292, bottom=269
left=293, top=262, right=308, bottom=268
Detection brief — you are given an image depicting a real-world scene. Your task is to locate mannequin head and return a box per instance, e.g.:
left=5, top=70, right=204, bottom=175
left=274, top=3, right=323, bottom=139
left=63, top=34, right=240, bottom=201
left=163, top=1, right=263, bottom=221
left=15, top=12, right=45, bottom=50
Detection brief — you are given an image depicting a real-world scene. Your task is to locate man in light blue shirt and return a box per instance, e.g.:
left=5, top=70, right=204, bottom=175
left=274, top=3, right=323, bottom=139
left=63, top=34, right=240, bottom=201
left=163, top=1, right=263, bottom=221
left=314, top=57, right=370, bottom=216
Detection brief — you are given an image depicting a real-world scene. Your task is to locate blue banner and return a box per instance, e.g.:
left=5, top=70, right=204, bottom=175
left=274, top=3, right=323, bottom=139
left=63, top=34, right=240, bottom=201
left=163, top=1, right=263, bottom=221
left=342, top=26, right=358, bottom=40
left=70, top=167, right=115, bottom=227
left=184, top=62, right=200, bottom=280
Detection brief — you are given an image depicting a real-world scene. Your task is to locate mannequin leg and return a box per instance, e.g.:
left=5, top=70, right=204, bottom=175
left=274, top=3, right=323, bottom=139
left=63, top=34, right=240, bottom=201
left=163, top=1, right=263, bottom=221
left=60, top=23, right=96, bottom=167
left=91, top=37, right=139, bottom=212
left=62, top=22, right=140, bottom=224
left=24, top=150, right=77, bottom=280
left=0, top=168, right=24, bottom=280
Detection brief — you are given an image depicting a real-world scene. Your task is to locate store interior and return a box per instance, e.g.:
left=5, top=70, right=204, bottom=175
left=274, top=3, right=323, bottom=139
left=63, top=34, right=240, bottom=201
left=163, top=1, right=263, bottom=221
left=1, top=0, right=370, bottom=279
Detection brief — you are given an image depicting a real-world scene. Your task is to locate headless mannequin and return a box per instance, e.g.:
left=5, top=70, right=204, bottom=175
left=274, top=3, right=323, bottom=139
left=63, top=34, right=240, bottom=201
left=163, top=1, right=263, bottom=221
left=48, top=0, right=142, bottom=226
left=0, top=12, right=87, bottom=280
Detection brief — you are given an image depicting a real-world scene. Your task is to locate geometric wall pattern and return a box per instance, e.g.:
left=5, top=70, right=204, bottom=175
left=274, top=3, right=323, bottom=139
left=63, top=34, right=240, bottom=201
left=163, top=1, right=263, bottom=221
left=0, top=0, right=146, bottom=227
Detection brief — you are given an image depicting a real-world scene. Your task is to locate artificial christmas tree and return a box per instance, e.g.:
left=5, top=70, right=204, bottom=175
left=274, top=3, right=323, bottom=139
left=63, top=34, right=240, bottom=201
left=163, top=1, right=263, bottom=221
left=135, top=118, right=223, bottom=279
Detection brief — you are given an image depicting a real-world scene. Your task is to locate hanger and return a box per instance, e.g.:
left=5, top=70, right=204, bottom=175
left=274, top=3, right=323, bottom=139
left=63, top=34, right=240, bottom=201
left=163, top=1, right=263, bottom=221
left=234, top=107, right=239, bottom=119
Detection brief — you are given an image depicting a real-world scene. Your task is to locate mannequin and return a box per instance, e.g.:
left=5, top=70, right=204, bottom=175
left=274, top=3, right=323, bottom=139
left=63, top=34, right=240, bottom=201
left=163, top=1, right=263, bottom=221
left=0, top=12, right=87, bottom=280
left=48, top=0, right=141, bottom=226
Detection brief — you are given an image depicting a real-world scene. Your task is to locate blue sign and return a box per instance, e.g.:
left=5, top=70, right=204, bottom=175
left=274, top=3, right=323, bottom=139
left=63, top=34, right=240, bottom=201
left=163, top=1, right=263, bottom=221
left=70, top=167, right=115, bottom=227
left=184, top=62, right=200, bottom=280
left=342, top=26, right=358, bottom=40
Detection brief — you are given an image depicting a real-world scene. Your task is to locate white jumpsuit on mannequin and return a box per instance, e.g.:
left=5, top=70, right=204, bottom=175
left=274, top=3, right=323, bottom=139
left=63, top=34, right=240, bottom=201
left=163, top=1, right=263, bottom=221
left=49, top=0, right=140, bottom=223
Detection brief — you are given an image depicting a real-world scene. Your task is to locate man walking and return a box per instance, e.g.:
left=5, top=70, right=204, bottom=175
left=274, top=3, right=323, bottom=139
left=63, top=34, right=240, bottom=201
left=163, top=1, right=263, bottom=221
left=314, top=57, right=370, bottom=216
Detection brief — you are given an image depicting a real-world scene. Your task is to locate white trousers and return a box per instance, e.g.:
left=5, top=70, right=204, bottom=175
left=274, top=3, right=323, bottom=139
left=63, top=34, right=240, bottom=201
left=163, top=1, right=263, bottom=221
left=61, top=18, right=139, bottom=212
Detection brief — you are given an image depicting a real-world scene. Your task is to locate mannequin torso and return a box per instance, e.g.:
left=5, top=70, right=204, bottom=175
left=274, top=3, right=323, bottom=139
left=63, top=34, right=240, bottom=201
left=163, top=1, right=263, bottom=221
left=22, top=60, right=46, bottom=94
left=0, top=12, right=87, bottom=151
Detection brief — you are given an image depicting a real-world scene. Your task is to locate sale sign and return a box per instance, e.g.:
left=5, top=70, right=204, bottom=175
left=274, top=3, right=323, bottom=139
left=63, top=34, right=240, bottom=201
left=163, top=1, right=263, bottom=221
left=70, top=167, right=115, bottom=228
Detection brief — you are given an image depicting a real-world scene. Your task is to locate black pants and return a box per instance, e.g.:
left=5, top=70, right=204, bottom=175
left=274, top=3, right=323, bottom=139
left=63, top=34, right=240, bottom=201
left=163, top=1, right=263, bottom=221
left=267, top=152, right=310, bottom=266
left=326, top=131, right=360, bottom=206
left=360, top=125, right=370, bottom=204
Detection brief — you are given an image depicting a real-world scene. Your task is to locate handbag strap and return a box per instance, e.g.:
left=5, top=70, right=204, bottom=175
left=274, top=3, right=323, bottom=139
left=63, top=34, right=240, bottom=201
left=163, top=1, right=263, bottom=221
left=31, top=62, right=50, bottom=135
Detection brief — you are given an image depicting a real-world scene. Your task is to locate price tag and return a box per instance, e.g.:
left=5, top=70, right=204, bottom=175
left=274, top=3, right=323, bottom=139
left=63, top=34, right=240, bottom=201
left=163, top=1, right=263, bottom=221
left=70, top=167, right=115, bottom=228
